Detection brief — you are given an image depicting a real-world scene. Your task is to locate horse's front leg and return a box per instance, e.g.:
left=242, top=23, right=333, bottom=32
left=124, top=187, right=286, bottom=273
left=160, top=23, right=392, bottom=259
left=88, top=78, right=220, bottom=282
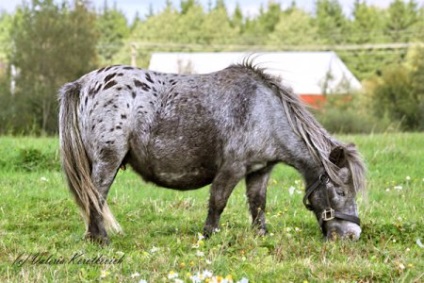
left=245, top=166, right=273, bottom=236
left=203, top=164, right=246, bottom=238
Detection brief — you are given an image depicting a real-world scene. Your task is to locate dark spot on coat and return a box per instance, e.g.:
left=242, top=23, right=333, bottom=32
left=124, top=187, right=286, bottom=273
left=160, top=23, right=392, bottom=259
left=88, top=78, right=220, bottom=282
left=103, top=99, right=114, bottom=108
left=84, top=96, right=88, bottom=106
left=117, top=73, right=124, bottom=76
left=134, top=79, right=151, bottom=92
left=145, top=73, right=154, bottom=83
left=116, top=126, right=122, bottom=130
left=126, top=103, right=130, bottom=108
left=95, top=84, right=102, bottom=94
left=91, top=125, right=95, bottom=131
left=117, top=87, right=122, bottom=91
left=121, top=114, right=127, bottom=119
left=110, top=128, right=114, bottom=132
left=132, top=91, right=136, bottom=98
left=126, top=85, right=133, bottom=90
left=104, top=65, right=119, bottom=72
left=97, top=67, right=106, bottom=73
left=123, top=66, right=134, bottom=70
left=103, top=80, right=117, bottom=90
left=104, top=73, right=117, bottom=83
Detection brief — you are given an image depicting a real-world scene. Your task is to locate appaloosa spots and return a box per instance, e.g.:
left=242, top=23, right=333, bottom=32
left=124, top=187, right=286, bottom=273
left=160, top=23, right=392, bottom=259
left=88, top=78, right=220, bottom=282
left=103, top=80, right=117, bottom=90
left=134, top=79, right=151, bottom=92
left=104, top=73, right=117, bottom=83
left=145, top=73, right=154, bottom=84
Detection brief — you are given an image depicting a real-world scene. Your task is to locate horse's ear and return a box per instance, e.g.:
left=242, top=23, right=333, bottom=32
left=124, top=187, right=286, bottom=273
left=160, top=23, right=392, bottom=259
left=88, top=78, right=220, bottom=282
left=329, top=146, right=348, bottom=168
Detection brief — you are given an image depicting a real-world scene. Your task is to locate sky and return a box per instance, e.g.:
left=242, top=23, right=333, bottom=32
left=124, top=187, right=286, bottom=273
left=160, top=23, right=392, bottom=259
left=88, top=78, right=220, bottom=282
left=1, top=0, right=424, bottom=22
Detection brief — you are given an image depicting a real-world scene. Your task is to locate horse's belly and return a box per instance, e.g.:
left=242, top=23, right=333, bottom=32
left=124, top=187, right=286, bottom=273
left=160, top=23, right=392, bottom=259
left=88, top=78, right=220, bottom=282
left=151, top=168, right=216, bottom=190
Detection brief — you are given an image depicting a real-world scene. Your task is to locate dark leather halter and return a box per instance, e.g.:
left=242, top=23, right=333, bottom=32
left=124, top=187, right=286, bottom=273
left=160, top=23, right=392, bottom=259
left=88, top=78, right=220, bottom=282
left=303, top=174, right=361, bottom=232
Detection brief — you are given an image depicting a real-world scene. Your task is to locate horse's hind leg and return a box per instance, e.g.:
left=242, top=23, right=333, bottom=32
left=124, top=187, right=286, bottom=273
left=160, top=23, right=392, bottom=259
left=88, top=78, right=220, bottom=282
left=245, top=166, right=273, bottom=236
left=203, top=163, right=246, bottom=238
left=86, top=144, right=127, bottom=245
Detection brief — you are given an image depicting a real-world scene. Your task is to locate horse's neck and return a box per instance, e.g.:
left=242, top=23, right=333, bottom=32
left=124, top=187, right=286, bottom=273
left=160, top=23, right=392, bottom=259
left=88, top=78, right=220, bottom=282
left=283, top=136, right=325, bottom=187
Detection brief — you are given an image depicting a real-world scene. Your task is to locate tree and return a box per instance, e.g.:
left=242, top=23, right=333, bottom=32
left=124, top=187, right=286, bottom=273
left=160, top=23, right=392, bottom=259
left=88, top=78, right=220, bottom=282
left=350, top=0, right=387, bottom=44
left=97, top=1, right=130, bottom=65
left=8, top=0, right=98, bottom=134
left=315, top=0, right=348, bottom=44
left=242, top=2, right=282, bottom=45
left=200, top=0, right=238, bottom=45
left=385, top=0, right=419, bottom=42
left=369, top=46, right=424, bottom=131
left=267, top=7, right=321, bottom=46
left=0, top=12, right=13, bottom=65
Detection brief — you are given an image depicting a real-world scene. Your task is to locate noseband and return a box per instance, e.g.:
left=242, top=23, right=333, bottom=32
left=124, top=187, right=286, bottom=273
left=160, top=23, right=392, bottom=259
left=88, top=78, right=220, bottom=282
left=303, top=174, right=360, bottom=231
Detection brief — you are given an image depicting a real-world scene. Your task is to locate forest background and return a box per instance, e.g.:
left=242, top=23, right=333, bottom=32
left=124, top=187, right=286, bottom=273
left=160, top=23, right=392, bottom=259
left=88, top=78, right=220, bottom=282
left=0, top=0, right=423, bottom=135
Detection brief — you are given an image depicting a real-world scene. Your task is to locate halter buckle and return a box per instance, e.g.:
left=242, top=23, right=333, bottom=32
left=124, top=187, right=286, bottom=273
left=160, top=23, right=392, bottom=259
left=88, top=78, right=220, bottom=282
left=321, top=208, right=335, bottom=221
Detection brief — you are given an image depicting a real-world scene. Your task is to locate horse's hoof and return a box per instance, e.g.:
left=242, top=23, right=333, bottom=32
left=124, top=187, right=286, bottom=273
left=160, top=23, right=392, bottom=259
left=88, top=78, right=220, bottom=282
left=85, top=233, right=110, bottom=246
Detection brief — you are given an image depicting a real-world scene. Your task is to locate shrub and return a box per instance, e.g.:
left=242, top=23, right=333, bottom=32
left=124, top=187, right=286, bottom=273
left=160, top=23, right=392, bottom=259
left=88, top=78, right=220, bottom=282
left=313, top=95, right=394, bottom=134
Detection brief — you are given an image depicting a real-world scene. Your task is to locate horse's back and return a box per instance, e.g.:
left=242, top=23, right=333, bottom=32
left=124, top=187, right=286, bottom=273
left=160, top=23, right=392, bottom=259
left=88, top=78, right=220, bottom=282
left=74, top=65, right=286, bottom=189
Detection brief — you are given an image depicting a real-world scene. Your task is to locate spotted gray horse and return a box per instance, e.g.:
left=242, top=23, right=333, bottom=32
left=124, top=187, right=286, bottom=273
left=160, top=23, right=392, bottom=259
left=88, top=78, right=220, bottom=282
left=59, top=62, right=366, bottom=245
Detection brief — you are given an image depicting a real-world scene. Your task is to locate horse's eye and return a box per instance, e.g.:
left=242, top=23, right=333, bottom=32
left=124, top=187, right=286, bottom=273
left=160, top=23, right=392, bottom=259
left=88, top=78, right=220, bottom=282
left=336, top=189, right=345, bottom=197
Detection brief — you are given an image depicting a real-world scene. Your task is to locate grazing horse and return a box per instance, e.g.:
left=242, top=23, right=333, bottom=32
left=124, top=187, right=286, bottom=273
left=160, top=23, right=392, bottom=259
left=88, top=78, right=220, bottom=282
left=59, top=61, right=366, bottom=245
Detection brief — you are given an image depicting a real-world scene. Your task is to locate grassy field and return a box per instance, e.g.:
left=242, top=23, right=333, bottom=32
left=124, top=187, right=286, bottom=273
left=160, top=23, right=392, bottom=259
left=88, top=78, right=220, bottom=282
left=0, top=133, right=423, bottom=282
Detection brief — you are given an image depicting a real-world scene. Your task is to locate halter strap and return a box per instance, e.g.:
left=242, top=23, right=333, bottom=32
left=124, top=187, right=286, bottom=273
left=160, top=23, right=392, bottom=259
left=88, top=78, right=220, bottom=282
left=303, top=174, right=361, bottom=229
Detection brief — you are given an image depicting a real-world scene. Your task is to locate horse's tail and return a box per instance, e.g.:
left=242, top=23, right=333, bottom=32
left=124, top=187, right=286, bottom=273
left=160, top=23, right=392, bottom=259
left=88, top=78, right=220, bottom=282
left=58, top=81, right=122, bottom=234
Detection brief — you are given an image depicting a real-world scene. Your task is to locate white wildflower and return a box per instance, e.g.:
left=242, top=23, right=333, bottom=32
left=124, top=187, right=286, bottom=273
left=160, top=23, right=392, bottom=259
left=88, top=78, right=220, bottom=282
left=168, top=271, right=178, bottom=279
left=149, top=246, right=159, bottom=253
left=394, top=185, right=403, bottom=190
left=40, top=177, right=48, bottom=182
left=416, top=238, right=424, bottom=248
left=237, top=278, right=249, bottom=283
left=139, top=280, right=148, bottom=283
left=288, top=186, right=295, bottom=196
left=202, top=270, right=213, bottom=278
left=131, top=272, right=140, bottom=278
left=406, top=176, right=411, bottom=181
left=196, top=250, right=204, bottom=257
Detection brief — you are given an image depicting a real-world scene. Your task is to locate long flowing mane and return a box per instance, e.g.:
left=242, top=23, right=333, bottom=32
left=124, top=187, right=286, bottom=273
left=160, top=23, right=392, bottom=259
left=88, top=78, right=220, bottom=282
left=233, top=59, right=366, bottom=193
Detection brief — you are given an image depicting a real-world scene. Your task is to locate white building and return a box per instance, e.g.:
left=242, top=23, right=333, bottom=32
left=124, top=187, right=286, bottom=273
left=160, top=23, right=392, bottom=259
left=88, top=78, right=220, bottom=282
left=149, top=51, right=361, bottom=106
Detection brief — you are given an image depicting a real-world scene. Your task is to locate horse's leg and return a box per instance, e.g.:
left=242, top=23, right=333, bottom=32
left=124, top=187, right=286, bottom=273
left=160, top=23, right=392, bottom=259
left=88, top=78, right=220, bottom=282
left=86, top=144, right=127, bottom=245
left=245, top=166, right=273, bottom=236
left=203, top=164, right=246, bottom=237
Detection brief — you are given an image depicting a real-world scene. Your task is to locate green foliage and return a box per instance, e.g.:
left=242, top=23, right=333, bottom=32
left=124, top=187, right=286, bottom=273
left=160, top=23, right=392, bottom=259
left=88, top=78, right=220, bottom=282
left=0, top=134, right=423, bottom=281
left=314, top=95, right=392, bottom=134
left=4, top=0, right=98, bottom=135
left=385, top=0, right=419, bottom=42
left=367, top=47, right=424, bottom=131
left=0, top=136, right=60, bottom=171
left=267, top=8, right=321, bottom=46
left=96, top=3, right=130, bottom=65
left=0, top=12, right=13, bottom=62
left=349, top=1, right=387, bottom=44
left=315, top=0, right=349, bottom=44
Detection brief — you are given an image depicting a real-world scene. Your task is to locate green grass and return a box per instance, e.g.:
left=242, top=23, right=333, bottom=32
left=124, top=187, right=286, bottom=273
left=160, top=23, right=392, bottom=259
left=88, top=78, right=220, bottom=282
left=0, top=133, right=423, bottom=282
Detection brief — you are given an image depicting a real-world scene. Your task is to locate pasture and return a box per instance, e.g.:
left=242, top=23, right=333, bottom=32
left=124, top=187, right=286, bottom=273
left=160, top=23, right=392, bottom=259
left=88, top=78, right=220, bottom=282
left=0, top=133, right=423, bottom=282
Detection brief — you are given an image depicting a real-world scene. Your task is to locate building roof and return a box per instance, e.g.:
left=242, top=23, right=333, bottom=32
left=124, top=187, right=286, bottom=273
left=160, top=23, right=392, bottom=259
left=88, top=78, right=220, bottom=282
left=148, top=52, right=361, bottom=95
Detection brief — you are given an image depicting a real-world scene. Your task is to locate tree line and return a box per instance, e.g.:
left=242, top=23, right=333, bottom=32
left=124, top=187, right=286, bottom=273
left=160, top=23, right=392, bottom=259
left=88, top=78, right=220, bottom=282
left=0, top=0, right=423, bottom=134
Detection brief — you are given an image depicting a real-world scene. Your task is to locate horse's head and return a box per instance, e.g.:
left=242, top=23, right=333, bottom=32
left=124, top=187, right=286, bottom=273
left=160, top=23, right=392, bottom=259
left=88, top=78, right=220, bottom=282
left=303, top=145, right=364, bottom=240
